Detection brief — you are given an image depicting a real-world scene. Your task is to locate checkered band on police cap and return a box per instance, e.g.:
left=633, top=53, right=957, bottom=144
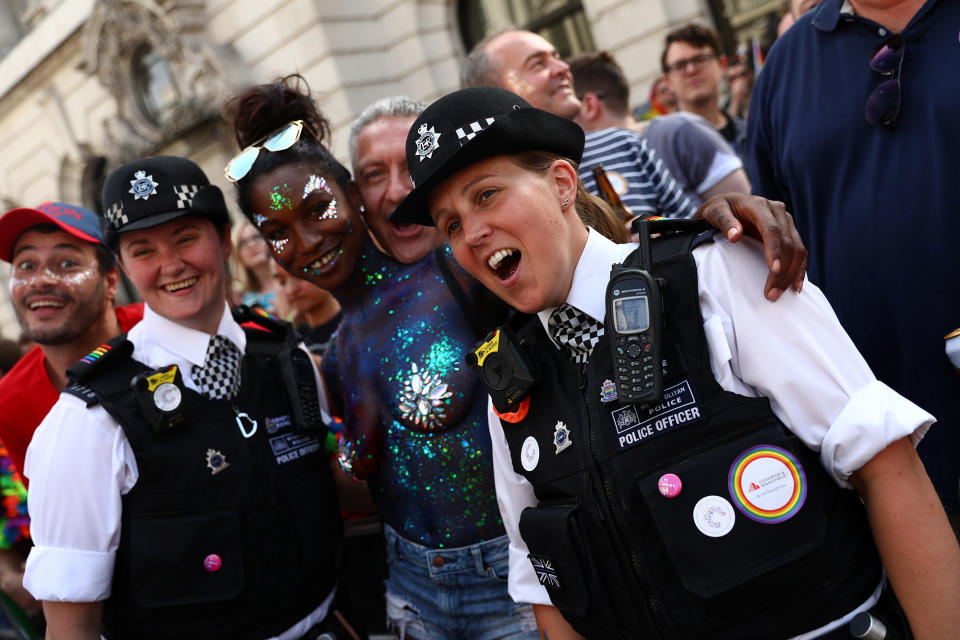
left=100, top=156, right=229, bottom=242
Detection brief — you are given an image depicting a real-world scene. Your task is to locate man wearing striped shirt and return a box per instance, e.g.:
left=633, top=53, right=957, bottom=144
left=460, top=29, right=697, bottom=219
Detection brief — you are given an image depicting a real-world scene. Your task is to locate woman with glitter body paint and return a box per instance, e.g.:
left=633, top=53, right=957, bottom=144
left=225, top=76, right=539, bottom=640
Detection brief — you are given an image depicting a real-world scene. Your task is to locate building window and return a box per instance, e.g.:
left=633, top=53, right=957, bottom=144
left=458, top=0, right=594, bottom=58
left=131, top=43, right=179, bottom=125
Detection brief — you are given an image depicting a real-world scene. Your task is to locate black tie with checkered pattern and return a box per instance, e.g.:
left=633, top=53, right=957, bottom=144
left=548, top=303, right=604, bottom=365
left=192, top=335, right=242, bottom=401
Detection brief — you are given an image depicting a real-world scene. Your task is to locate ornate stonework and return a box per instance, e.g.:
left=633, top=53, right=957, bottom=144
left=79, top=0, right=244, bottom=162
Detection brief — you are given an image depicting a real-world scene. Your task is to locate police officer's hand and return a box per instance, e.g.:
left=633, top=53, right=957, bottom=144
left=696, top=193, right=807, bottom=301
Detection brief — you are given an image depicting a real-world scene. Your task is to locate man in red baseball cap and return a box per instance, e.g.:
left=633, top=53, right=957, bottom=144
left=0, top=201, right=142, bottom=628
left=0, top=201, right=143, bottom=475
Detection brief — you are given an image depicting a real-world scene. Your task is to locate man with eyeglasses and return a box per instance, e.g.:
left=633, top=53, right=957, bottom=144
left=662, top=24, right=746, bottom=160
left=747, top=0, right=960, bottom=531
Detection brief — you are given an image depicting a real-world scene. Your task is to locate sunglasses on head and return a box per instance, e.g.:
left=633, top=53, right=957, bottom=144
left=865, top=35, right=905, bottom=127
left=224, top=120, right=315, bottom=182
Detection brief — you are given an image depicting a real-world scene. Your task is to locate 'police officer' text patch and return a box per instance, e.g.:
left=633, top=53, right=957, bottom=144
left=610, top=379, right=703, bottom=450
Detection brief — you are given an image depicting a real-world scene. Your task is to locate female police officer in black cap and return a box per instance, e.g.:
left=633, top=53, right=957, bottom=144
left=390, top=87, right=960, bottom=639
left=22, top=156, right=345, bottom=639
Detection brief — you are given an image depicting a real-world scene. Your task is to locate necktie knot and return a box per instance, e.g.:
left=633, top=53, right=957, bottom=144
left=548, top=303, right=604, bottom=364
left=192, top=335, right=242, bottom=401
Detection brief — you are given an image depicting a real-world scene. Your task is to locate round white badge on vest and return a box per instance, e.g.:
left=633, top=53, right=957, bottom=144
left=521, top=436, right=540, bottom=471
left=693, top=495, right=735, bottom=538
left=153, top=382, right=182, bottom=412
left=738, top=456, right=795, bottom=512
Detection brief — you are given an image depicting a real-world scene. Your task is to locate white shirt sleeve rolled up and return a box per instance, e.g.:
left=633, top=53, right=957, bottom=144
left=24, top=394, right=138, bottom=602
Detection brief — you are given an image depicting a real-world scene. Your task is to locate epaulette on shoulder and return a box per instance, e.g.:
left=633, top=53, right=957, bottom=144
left=233, top=304, right=295, bottom=343
left=66, top=334, right=132, bottom=384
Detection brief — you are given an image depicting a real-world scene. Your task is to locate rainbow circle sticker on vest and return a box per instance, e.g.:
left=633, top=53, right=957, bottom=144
left=521, top=436, right=540, bottom=471
left=728, top=445, right=807, bottom=524
left=692, top=495, right=735, bottom=537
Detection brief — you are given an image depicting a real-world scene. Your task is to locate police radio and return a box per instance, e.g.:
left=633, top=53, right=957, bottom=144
left=279, top=347, right=325, bottom=431
left=465, top=326, right=539, bottom=414
left=606, top=223, right=663, bottom=404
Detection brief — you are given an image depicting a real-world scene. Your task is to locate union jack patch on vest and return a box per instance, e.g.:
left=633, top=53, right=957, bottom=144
left=529, top=554, right=560, bottom=588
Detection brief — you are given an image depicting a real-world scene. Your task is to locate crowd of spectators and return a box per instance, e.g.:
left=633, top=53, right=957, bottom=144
left=0, top=1, right=957, bottom=637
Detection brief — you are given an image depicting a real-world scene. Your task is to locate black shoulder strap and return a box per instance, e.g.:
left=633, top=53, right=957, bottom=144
left=625, top=218, right=714, bottom=267
left=63, top=336, right=148, bottom=410
left=233, top=304, right=297, bottom=355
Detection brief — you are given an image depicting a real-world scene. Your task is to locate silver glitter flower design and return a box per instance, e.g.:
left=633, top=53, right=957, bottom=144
left=398, top=362, right=453, bottom=431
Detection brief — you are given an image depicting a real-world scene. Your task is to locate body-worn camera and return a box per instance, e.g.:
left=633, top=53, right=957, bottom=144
left=466, top=326, right=539, bottom=414
left=132, top=364, right=187, bottom=433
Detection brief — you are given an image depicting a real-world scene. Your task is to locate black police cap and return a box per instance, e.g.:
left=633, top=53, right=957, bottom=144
left=100, top=155, right=229, bottom=244
left=391, top=87, right=585, bottom=227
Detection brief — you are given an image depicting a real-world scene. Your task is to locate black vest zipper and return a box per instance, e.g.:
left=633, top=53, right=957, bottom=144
left=581, top=361, right=670, bottom=639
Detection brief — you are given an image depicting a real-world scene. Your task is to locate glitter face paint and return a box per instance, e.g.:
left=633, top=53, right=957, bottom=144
left=269, top=183, right=294, bottom=211
left=304, top=175, right=339, bottom=222
left=303, top=174, right=331, bottom=199
left=268, top=237, right=289, bottom=254
left=8, top=229, right=110, bottom=345
left=247, top=163, right=366, bottom=293
left=9, top=266, right=97, bottom=289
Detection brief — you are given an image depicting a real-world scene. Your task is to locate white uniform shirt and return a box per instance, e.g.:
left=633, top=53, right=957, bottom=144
left=489, top=229, right=933, bottom=638
left=24, top=302, right=334, bottom=640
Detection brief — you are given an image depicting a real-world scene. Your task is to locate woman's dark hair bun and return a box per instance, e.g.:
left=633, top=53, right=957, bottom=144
left=226, top=74, right=331, bottom=148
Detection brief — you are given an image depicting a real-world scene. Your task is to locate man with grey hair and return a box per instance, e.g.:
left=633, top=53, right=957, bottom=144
left=349, top=96, right=444, bottom=264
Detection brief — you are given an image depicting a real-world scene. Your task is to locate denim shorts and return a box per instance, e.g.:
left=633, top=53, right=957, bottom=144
left=382, top=524, right=539, bottom=640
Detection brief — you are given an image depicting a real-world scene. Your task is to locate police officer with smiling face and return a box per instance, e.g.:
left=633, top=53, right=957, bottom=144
left=22, top=156, right=344, bottom=639
left=391, top=87, right=960, bottom=640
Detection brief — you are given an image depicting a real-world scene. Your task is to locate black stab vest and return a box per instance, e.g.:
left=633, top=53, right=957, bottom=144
left=65, top=315, right=341, bottom=639
left=503, top=228, right=882, bottom=639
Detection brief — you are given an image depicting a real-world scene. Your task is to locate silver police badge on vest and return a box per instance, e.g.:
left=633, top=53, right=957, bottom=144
left=414, top=124, right=441, bottom=161
left=129, top=170, right=159, bottom=200
left=553, top=421, right=572, bottom=454
left=205, top=449, right=230, bottom=475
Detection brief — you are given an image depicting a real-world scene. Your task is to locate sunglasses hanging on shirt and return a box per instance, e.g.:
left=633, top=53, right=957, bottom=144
left=865, top=34, right=905, bottom=127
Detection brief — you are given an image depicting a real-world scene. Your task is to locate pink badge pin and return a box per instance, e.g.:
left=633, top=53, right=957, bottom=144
left=203, top=554, right=222, bottom=572
left=658, top=473, right=682, bottom=498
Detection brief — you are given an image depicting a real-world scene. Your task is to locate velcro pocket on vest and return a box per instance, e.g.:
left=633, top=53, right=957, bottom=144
left=128, top=505, right=245, bottom=608
left=635, top=423, right=827, bottom=598
left=519, top=503, right=590, bottom=616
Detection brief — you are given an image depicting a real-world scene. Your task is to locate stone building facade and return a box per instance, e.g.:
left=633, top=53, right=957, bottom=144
left=0, top=0, right=726, bottom=336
